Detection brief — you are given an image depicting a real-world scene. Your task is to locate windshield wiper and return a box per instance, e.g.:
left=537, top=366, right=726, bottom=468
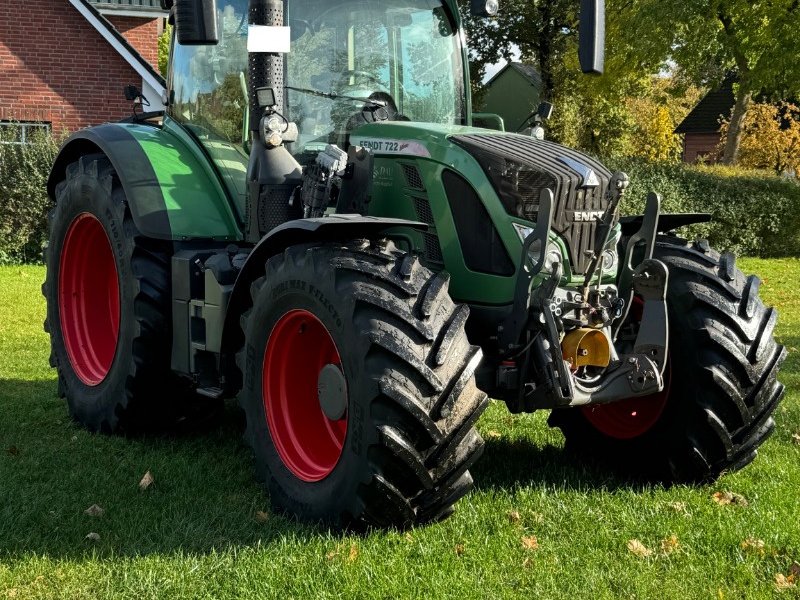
left=286, top=86, right=387, bottom=107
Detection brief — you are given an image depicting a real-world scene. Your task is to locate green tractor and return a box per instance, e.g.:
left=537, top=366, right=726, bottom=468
left=43, top=0, right=785, bottom=528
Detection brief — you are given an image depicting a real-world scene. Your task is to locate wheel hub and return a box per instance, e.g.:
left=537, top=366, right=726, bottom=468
left=318, top=364, right=348, bottom=421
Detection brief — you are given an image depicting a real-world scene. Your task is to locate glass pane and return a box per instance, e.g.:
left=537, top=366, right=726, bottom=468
left=286, top=0, right=464, bottom=159
left=169, top=0, right=250, bottom=204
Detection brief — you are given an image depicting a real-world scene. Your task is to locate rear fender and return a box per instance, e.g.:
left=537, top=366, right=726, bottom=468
left=47, top=123, right=241, bottom=242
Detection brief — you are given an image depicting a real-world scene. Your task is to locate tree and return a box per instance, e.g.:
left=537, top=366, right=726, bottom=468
left=630, top=0, right=800, bottom=165
left=719, top=102, right=800, bottom=174
left=158, top=24, right=172, bottom=77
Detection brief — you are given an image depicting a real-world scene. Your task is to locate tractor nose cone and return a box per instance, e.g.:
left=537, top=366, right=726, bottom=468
left=318, top=363, right=348, bottom=421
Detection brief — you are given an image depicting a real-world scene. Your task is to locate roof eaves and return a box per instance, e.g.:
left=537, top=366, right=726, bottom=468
left=69, top=0, right=166, bottom=92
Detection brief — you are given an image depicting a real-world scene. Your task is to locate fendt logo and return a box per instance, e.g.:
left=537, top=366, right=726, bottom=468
left=570, top=210, right=605, bottom=222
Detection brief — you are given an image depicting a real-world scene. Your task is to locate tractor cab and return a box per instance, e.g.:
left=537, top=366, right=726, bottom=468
left=168, top=0, right=466, bottom=169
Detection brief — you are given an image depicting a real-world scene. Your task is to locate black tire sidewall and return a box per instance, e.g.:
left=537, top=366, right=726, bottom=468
left=242, top=248, right=379, bottom=522
left=47, top=171, right=136, bottom=426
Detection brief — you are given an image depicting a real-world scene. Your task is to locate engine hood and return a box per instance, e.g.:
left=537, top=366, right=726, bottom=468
left=450, top=133, right=613, bottom=275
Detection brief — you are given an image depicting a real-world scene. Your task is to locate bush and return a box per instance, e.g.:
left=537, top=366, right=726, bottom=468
left=0, top=130, right=59, bottom=265
left=607, top=157, right=800, bottom=257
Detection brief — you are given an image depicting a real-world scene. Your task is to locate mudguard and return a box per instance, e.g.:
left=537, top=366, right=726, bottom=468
left=47, top=122, right=241, bottom=242
left=220, top=215, right=427, bottom=356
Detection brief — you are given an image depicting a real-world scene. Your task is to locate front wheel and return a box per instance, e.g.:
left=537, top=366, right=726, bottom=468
left=237, top=240, right=488, bottom=528
left=549, top=237, right=787, bottom=482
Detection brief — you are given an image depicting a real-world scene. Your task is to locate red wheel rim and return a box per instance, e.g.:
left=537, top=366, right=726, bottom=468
left=58, top=213, right=121, bottom=386
left=581, top=298, right=670, bottom=440
left=263, top=309, right=347, bottom=482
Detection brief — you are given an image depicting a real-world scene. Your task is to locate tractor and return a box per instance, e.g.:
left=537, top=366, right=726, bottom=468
left=43, top=0, right=786, bottom=528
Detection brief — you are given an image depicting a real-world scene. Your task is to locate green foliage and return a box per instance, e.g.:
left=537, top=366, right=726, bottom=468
left=0, top=131, right=59, bottom=265
left=608, top=157, right=800, bottom=257
left=158, top=24, right=172, bottom=77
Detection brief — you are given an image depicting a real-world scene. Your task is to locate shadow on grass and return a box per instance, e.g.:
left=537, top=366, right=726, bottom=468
left=472, top=436, right=652, bottom=494
left=0, top=379, right=330, bottom=560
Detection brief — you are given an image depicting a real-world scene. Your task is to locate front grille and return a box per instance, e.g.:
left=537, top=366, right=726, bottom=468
left=452, top=134, right=612, bottom=274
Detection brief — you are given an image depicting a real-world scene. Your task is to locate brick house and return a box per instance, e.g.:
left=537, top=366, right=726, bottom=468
left=0, top=0, right=167, bottom=141
left=674, top=76, right=736, bottom=164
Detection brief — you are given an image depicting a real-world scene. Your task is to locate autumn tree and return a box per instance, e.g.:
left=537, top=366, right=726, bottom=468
left=719, top=102, right=800, bottom=174
left=628, top=0, right=800, bottom=165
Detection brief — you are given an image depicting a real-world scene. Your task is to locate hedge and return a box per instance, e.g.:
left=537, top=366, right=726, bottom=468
left=0, top=135, right=798, bottom=264
left=607, top=157, right=800, bottom=257
left=0, top=131, right=59, bottom=265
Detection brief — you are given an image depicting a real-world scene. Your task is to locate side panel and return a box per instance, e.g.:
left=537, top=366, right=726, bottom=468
left=48, top=123, right=242, bottom=242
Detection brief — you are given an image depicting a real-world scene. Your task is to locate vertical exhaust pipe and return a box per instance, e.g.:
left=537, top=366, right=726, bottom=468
left=245, top=0, right=303, bottom=242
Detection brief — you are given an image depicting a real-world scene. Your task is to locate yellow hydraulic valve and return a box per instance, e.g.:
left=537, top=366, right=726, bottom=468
left=561, top=328, right=611, bottom=370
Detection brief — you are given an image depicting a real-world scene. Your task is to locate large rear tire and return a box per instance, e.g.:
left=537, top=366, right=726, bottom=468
left=43, top=155, right=178, bottom=432
left=549, top=237, right=787, bottom=482
left=237, top=240, right=488, bottom=528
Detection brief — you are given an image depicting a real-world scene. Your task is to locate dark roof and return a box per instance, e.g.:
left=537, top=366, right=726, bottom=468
left=87, top=0, right=166, bottom=10
left=485, top=62, right=543, bottom=89
left=675, top=76, right=736, bottom=134
left=78, top=0, right=165, bottom=87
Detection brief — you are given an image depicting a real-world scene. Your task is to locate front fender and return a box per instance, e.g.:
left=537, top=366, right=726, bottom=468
left=220, top=215, right=427, bottom=357
left=48, top=123, right=241, bottom=242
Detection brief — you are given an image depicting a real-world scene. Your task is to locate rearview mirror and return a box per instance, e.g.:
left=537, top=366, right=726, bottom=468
left=175, top=0, right=219, bottom=45
left=579, top=0, right=605, bottom=75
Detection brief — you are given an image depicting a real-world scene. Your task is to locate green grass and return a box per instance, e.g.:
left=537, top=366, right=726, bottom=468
left=1, top=259, right=798, bottom=599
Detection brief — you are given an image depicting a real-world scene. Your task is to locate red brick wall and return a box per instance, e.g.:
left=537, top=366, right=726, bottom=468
left=107, top=15, right=159, bottom=68
left=0, top=0, right=151, bottom=135
left=683, top=133, right=722, bottom=163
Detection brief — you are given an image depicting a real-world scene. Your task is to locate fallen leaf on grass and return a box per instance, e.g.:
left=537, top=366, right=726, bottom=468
left=627, top=539, right=653, bottom=558
left=791, top=562, right=800, bottom=577
left=139, top=471, right=154, bottom=491
left=521, top=536, right=539, bottom=551
left=454, top=543, right=465, bottom=556
left=667, top=501, right=689, bottom=514
left=660, top=535, right=680, bottom=555
left=255, top=510, right=269, bottom=523
left=507, top=510, right=521, bottom=524
left=347, top=544, right=359, bottom=562
left=712, top=491, right=748, bottom=506
left=774, top=573, right=796, bottom=591
left=740, top=537, right=766, bottom=556
left=85, top=532, right=100, bottom=542
left=326, top=543, right=359, bottom=563
left=84, top=504, right=104, bottom=517
left=792, top=433, right=800, bottom=446
left=487, top=430, right=501, bottom=439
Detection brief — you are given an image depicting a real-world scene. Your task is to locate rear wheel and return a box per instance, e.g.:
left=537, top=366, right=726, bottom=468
left=43, top=155, right=178, bottom=432
left=549, top=237, right=787, bottom=482
left=238, top=240, right=488, bottom=528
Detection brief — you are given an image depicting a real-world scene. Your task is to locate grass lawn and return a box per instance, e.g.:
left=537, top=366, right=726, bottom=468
left=1, top=259, right=798, bottom=599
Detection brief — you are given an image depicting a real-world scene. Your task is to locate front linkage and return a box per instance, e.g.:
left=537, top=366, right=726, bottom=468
left=499, top=175, right=669, bottom=414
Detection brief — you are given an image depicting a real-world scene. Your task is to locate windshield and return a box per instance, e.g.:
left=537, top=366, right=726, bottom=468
left=287, top=0, right=465, bottom=156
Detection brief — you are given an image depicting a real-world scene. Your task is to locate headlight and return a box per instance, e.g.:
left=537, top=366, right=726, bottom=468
left=513, top=223, right=563, bottom=273
left=601, top=249, right=617, bottom=272
left=263, top=115, right=286, bottom=148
